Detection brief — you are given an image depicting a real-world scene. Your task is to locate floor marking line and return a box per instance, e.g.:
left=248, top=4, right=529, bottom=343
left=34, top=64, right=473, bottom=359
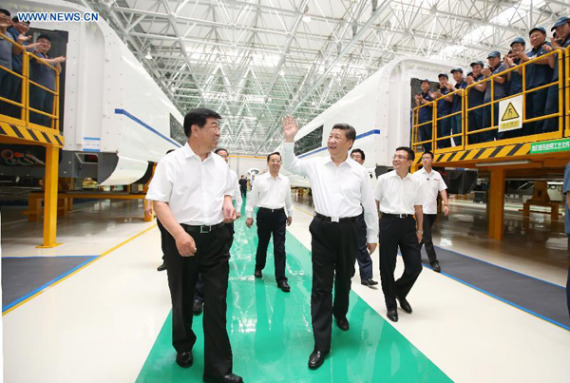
left=2, top=224, right=158, bottom=316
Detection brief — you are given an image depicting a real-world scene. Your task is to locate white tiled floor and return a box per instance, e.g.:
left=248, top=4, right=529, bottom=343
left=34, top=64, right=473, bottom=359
left=1, top=199, right=569, bottom=382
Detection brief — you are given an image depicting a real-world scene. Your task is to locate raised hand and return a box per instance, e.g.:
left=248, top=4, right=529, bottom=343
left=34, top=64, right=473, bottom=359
left=17, top=33, right=32, bottom=43
left=282, top=115, right=299, bottom=142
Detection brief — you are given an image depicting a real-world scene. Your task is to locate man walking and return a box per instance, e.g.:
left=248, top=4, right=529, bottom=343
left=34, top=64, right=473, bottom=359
left=350, top=148, right=378, bottom=287
left=375, top=147, right=424, bottom=323
left=413, top=151, right=449, bottom=273
left=146, top=108, right=242, bottom=383
left=246, top=152, right=293, bottom=292
left=282, top=117, right=378, bottom=370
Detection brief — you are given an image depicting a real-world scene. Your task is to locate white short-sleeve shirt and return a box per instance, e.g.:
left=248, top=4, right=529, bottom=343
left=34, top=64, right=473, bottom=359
left=412, top=168, right=448, bottom=214
left=146, top=143, right=232, bottom=225
left=245, top=172, right=293, bottom=218
left=374, top=170, right=422, bottom=215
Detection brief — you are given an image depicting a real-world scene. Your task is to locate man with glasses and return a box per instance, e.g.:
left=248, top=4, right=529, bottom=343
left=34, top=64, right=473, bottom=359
left=375, top=147, right=424, bottom=323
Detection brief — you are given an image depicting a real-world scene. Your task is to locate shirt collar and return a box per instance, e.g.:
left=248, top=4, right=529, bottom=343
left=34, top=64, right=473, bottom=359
left=182, top=142, right=212, bottom=162
left=324, top=154, right=351, bottom=168
left=389, top=169, right=412, bottom=180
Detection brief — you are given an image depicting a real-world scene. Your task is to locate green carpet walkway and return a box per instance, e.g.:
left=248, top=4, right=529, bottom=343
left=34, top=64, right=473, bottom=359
left=137, top=211, right=451, bottom=382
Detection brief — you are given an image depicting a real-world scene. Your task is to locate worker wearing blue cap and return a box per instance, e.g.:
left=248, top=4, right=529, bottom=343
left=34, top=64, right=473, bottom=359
left=543, top=16, right=570, bottom=133
left=465, top=61, right=486, bottom=144
left=501, top=38, right=527, bottom=139
left=520, top=26, right=553, bottom=135
left=450, top=68, right=467, bottom=146
left=414, top=79, right=435, bottom=151
left=434, top=73, right=453, bottom=148
left=477, top=51, right=508, bottom=142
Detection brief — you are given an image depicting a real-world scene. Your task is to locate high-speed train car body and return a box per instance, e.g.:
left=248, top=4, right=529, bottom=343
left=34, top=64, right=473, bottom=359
left=1, top=0, right=183, bottom=185
left=283, top=57, right=476, bottom=192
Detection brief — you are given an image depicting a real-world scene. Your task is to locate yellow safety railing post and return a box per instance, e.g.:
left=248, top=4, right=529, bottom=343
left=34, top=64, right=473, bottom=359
left=38, top=144, right=62, bottom=248
left=566, top=46, right=570, bottom=137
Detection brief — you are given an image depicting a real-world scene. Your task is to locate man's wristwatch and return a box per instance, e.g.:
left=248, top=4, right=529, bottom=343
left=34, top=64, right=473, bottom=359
left=417, top=230, right=423, bottom=234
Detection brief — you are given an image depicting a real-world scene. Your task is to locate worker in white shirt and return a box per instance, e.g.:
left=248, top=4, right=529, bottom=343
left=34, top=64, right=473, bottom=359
left=282, top=116, right=379, bottom=370
left=412, top=151, right=449, bottom=273
left=375, top=147, right=424, bottom=323
left=246, top=152, right=293, bottom=292
left=193, top=147, right=243, bottom=315
left=146, top=108, right=242, bottom=383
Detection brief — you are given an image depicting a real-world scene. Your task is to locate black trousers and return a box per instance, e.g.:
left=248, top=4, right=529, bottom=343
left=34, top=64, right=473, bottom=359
left=355, top=214, right=373, bottom=280
left=255, top=208, right=287, bottom=282
left=379, top=216, right=422, bottom=311
left=163, top=225, right=233, bottom=378
left=195, top=222, right=235, bottom=303
left=420, top=214, right=439, bottom=264
left=309, top=216, right=358, bottom=352
left=157, top=218, right=168, bottom=261
left=240, top=188, right=247, bottom=198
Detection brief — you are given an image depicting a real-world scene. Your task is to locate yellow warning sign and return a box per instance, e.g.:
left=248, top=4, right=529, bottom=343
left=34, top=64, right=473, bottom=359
left=501, top=102, right=520, bottom=121
left=498, top=95, right=523, bottom=132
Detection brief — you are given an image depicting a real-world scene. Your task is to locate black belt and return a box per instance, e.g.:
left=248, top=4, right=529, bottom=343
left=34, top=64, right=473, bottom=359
left=259, top=207, right=285, bottom=213
left=314, top=212, right=359, bottom=223
left=181, top=222, right=224, bottom=234
left=381, top=213, right=413, bottom=219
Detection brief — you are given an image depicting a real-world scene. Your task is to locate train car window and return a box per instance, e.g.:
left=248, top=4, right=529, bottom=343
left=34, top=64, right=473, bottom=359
left=170, top=114, right=185, bottom=145
left=294, top=125, right=323, bottom=155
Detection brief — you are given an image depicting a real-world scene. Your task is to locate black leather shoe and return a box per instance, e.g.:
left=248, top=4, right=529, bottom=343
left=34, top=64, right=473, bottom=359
left=254, top=269, right=262, bottom=278
left=193, top=300, right=203, bottom=315
left=176, top=351, right=193, bottom=368
left=431, top=261, right=442, bottom=273
left=335, top=317, right=349, bottom=331
left=277, top=280, right=291, bottom=292
left=203, top=373, right=243, bottom=383
left=397, top=296, right=413, bottom=314
left=386, top=309, right=398, bottom=322
left=157, top=262, right=166, bottom=272
left=308, top=350, right=329, bottom=369
left=361, top=278, right=378, bottom=286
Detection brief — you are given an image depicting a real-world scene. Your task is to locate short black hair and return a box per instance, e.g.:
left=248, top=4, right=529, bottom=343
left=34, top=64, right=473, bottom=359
left=166, top=149, right=175, bottom=154
left=267, top=152, right=281, bottom=162
left=395, top=146, right=415, bottom=162
left=37, top=34, right=51, bottom=42
left=183, top=108, right=222, bottom=137
left=0, top=9, right=11, bottom=17
left=214, top=147, right=229, bottom=156
left=422, top=151, right=434, bottom=159
left=331, top=123, right=356, bottom=143
left=351, top=148, right=365, bottom=161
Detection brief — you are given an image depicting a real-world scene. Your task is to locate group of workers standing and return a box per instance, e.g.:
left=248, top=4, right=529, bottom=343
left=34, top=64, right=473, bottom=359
left=146, top=108, right=451, bottom=382
left=416, top=16, right=570, bottom=150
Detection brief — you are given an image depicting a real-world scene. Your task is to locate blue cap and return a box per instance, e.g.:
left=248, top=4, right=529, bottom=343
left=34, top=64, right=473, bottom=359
left=510, top=37, right=526, bottom=47
left=438, top=73, right=448, bottom=79
left=420, top=79, right=430, bottom=84
left=529, top=26, right=546, bottom=35
left=487, top=50, right=501, bottom=59
left=450, top=67, right=463, bottom=74
left=551, top=16, right=569, bottom=31
left=470, top=60, right=484, bottom=67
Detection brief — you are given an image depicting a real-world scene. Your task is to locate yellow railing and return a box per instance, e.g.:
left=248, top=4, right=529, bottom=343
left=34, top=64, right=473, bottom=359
left=0, top=32, right=60, bottom=131
left=566, top=45, right=570, bottom=138
left=412, top=97, right=435, bottom=152
left=412, top=46, right=569, bottom=154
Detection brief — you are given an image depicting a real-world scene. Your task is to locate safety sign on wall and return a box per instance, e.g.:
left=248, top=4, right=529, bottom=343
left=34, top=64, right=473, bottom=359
left=498, top=95, right=523, bottom=132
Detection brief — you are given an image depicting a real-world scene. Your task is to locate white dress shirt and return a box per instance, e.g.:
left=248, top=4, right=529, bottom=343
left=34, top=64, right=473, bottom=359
left=412, top=168, right=447, bottom=215
left=282, top=142, right=379, bottom=243
left=374, top=170, right=422, bottom=215
left=229, top=169, right=242, bottom=212
left=246, top=172, right=293, bottom=218
left=146, top=143, right=233, bottom=225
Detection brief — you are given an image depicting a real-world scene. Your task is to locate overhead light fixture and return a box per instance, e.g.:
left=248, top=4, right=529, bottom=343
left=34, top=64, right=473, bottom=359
left=279, top=69, right=285, bottom=76
left=145, top=48, right=153, bottom=60
left=475, top=160, right=531, bottom=167
left=302, top=14, right=312, bottom=23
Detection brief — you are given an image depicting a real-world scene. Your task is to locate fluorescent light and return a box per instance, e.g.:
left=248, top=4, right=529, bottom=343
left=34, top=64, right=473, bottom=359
left=302, top=15, right=312, bottom=23
left=475, top=160, right=531, bottom=167
left=145, top=49, right=152, bottom=60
